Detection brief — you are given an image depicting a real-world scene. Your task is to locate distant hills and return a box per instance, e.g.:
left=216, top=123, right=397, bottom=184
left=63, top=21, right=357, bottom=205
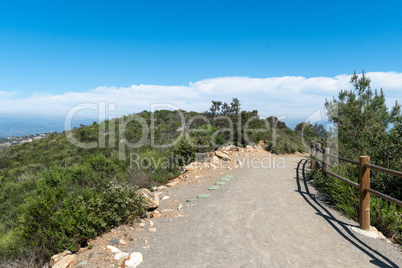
left=0, top=117, right=97, bottom=137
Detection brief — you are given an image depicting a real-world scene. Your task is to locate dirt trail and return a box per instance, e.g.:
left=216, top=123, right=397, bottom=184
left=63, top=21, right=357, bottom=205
left=74, top=152, right=402, bottom=267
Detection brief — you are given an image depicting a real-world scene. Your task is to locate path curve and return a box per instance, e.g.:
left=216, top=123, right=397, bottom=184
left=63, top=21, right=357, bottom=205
left=76, top=153, right=401, bottom=267
left=132, top=154, right=401, bottom=267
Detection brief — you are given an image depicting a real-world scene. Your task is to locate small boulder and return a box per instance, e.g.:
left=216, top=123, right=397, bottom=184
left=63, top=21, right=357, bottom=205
left=246, top=145, right=253, bottom=151
left=77, top=261, right=87, bottom=267
left=114, top=252, right=129, bottom=260
left=50, top=251, right=71, bottom=267
left=140, top=189, right=160, bottom=210
left=52, top=254, right=76, bottom=268
left=110, top=238, right=119, bottom=245
left=184, top=162, right=202, bottom=172
left=125, top=252, right=144, bottom=268
left=150, top=210, right=161, bottom=218
left=215, top=151, right=231, bottom=161
left=106, top=245, right=120, bottom=253
left=211, top=156, right=220, bottom=165
left=229, top=146, right=239, bottom=152
left=167, top=178, right=180, bottom=187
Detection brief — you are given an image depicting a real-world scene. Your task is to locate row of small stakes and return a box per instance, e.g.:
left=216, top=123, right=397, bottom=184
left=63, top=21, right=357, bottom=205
left=186, top=175, right=233, bottom=202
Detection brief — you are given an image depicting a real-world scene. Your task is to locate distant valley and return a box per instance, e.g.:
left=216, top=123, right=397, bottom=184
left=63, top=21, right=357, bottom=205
left=0, top=117, right=97, bottom=138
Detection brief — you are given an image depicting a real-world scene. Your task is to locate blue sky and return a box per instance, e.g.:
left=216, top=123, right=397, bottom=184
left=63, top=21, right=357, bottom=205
left=0, top=0, right=401, bottom=126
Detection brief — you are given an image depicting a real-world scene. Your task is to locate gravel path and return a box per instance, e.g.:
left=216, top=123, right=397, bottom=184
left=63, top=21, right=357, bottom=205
left=74, top=150, right=402, bottom=268
left=121, top=153, right=402, bottom=267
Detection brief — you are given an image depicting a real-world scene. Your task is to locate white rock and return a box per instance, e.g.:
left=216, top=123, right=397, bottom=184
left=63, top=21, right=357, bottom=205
left=114, top=252, right=129, bottom=260
left=125, top=252, right=144, bottom=268
left=162, top=196, right=170, bottom=200
left=351, top=227, right=380, bottom=238
left=351, top=226, right=388, bottom=240
left=106, top=245, right=120, bottom=253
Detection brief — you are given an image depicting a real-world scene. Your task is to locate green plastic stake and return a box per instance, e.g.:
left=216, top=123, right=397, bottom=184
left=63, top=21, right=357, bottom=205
left=197, top=193, right=211, bottom=198
left=220, top=177, right=231, bottom=181
left=215, top=181, right=226, bottom=185
left=224, top=175, right=233, bottom=178
left=208, top=185, right=220, bottom=190
left=186, top=198, right=196, bottom=202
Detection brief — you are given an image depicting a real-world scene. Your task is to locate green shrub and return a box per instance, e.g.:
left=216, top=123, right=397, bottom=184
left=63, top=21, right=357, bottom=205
left=0, top=229, right=25, bottom=258
left=310, top=165, right=402, bottom=245
left=173, top=138, right=196, bottom=166
left=371, top=197, right=402, bottom=242
left=18, top=181, right=145, bottom=259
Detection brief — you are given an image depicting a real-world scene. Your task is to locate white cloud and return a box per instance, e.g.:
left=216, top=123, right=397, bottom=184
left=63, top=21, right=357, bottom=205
left=367, top=72, right=402, bottom=89
left=0, top=72, right=400, bottom=127
left=0, top=91, right=18, bottom=98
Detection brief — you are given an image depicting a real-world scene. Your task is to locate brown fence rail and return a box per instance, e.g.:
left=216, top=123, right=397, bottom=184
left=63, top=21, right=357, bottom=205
left=309, top=140, right=402, bottom=231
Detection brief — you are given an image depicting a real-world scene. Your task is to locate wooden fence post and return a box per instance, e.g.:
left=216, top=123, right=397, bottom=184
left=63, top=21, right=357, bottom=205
left=310, top=140, right=316, bottom=169
left=359, top=156, right=370, bottom=230
left=322, top=148, right=329, bottom=177
left=322, top=148, right=329, bottom=187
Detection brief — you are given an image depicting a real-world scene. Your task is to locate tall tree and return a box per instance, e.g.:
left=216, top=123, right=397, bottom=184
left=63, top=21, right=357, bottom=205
left=325, top=70, right=401, bottom=198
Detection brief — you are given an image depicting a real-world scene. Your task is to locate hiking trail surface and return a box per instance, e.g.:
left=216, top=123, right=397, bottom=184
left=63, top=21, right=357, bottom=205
left=74, top=151, right=402, bottom=268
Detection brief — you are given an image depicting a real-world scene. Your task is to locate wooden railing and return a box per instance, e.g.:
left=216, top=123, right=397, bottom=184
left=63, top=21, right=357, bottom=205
left=309, top=140, right=402, bottom=231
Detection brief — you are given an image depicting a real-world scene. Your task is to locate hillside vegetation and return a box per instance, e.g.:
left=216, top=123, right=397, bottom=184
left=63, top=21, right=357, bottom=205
left=0, top=100, right=307, bottom=265
left=308, top=71, right=402, bottom=245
